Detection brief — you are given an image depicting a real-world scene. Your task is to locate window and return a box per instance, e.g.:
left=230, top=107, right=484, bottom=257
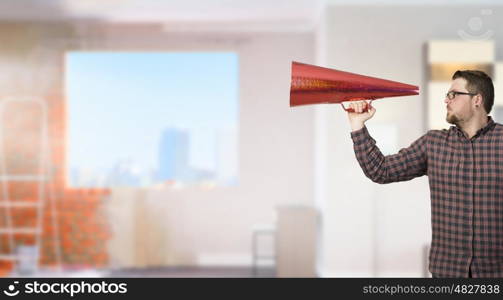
left=66, top=52, right=238, bottom=188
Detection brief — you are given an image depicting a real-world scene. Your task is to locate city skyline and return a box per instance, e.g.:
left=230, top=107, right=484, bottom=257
left=69, top=126, right=238, bottom=187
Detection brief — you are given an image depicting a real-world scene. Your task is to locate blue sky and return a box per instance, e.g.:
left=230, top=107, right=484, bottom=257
left=66, top=52, right=239, bottom=179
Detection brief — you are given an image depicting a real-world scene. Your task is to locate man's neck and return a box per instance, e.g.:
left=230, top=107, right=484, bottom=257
left=458, top=115, right=489, bottom=139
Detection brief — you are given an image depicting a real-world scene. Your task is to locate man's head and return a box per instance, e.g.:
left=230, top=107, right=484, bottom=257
left=445, top=70, right=494, bottom=125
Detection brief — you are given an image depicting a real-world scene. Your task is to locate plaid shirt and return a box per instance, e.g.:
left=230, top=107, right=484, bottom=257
left=351, top=117, right=503, bottom=278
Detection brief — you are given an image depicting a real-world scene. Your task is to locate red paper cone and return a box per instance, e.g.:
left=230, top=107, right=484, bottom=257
left=290, top=61, right=419, bottom=111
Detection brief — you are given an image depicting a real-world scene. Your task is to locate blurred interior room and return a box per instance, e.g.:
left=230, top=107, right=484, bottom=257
left=0, top=0, right=502, bottom=278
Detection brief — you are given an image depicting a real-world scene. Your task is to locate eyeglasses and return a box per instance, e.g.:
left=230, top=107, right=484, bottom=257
left=446, top=91, right=477, bottom=100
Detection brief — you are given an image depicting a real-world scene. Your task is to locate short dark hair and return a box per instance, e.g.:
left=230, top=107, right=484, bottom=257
left=452, top=70, right=494, bottom=113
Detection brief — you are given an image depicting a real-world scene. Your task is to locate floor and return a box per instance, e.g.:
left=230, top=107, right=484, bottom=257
left=15, top=266, right=276, bottom=278
left=106, top=266, right=276, bottom=278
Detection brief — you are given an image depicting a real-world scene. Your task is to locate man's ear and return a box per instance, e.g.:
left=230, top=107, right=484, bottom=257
left=475, top=94, right=484, bottom=107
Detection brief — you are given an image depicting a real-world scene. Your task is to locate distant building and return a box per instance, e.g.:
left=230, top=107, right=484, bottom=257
left=158, top=128, right=189, bottom=182
left=106, top=158, right=142, bottom=186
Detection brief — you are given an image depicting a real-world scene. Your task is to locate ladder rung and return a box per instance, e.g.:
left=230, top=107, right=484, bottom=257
left=0, top=254, right=38, bottom=261
left=0, top=254, right=19, bottom=261
left=0, top=202, right=40, bottom=208
left=0, top=175, right=48, bottom=182
left=0, top=228, right=41, bottom=234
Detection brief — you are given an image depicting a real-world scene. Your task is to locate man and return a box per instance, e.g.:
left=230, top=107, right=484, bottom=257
left=347, top=70, right=502, bottom=278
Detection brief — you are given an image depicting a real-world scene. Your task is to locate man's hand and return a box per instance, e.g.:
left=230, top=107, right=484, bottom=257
left=347, top=101, right=376, bottom=131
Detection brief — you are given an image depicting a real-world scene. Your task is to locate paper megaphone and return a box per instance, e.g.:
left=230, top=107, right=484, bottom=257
left=289, top=61, right=419, bottom=112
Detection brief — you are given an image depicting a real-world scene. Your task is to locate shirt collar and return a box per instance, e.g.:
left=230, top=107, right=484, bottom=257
left=452, top=116, right=496, bottom=139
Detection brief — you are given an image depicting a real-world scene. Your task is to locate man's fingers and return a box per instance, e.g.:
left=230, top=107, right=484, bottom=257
left=358, top=101, right=369, bottom=113
left=348, top=101, right=371, bottom=113
left=349, top=102, right=357, bottom=112
left=357, top=101, right=364, bottom=113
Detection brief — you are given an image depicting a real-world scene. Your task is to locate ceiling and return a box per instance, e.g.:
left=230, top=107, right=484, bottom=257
left=1, top=0, right=499, bottom=32
left=0, top=0, right=328, bottom=33
left=0, top=0, right=322, bottom=24
left=0, top=0, right=501, bottom=22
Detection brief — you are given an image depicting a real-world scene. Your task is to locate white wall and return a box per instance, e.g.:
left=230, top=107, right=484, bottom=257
left=318, top=5, right=503, bottom=277
left=97, top=27, right=316, bottom=267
